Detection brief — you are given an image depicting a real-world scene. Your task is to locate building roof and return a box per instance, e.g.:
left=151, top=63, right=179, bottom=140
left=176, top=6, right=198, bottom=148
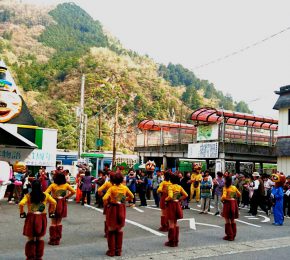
left=138, top=119, right=196, bottom=133
left=273, top=85, right=290, bottom=110
left=190, top=107, right=278, bottom=131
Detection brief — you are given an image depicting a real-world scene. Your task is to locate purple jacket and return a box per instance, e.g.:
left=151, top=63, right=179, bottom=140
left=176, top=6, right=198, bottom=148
left=81, top=176, right=93, bottom=192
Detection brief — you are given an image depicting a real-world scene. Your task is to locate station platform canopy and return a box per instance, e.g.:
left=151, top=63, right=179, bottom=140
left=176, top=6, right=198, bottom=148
left=190, top=107, right=278, bottom=131
left=138, top=119, right=196, bottom=133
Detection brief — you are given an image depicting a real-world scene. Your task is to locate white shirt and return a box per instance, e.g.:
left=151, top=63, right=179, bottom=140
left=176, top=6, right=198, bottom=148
left=264, top=179, right=274, bottom=190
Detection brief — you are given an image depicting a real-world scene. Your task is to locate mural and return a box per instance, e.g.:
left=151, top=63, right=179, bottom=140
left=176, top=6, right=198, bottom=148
left=0, top=65, right=22, bottom=123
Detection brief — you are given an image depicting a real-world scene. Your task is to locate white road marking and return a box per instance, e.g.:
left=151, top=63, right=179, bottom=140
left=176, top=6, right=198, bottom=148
left=85, top=204, right=103, bottom=213
left=235, top=219, right=261, bottom=227
left=125, top=219, right=166, bottom=237
left=178, top=218, right=196, bottom=230
left=258, top=215, right=270, bottom=222
left=190, top=207, right=261, bottom=228
left=84, top=204, right=165, bottom=237
left=195, top=222, right=222, bottom=228
left=145, top=206, right=161, bottom=211
left=190, top=208, right=216, bottom=216
left=132, top=207, right=144, bottom=213
left=247, top=217, right=259, bottom=220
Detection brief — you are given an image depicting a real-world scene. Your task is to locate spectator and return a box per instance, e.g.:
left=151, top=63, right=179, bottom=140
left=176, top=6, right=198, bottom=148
left=283, top=175, right=290, bottom=218
left=180, top=172, right=191, bottom=209
left=199, top=174, right=212, bottom=214
left=152, top=170, right=163, bottom=207
left=137, top=171, right=148, bottom=207
left=94, top=171, right=106, bottom=207
left=81, top=170, right=94, bottom=206
left=126, top=170, right=137, bottom=207
left=249, top=172, right=269, bottom=216
left=213, top=171, right=224, bottom=215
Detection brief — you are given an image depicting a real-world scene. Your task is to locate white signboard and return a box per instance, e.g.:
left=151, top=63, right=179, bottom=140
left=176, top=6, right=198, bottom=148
left=197, top=124, right=219, bottom=141
left=188, top=142, right=219, bottom=158
left=0, top=129, right=57, bottom=167
left=0, top=148, right=56, bottom=166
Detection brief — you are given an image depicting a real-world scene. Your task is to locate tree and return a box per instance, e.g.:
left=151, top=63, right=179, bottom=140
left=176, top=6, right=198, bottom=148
left=182, top=86, right=202, bottom=110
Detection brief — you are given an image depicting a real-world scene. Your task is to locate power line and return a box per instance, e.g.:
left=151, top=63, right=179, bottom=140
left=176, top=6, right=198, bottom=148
left=193, top=26, right=290, bottom=70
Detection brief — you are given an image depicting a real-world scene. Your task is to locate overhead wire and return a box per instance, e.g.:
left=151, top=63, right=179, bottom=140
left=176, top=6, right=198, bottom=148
left=193, top=26, right=290, bottom=70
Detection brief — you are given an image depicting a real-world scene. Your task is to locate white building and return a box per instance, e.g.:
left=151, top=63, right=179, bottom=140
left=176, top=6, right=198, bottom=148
left=273, top=85, right=290, bottom=173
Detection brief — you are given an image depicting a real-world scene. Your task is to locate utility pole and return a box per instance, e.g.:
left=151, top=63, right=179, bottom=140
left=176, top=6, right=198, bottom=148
left=98, top=106, right=102, bottom=150
left=84, top=114, right=88, bottom=153
left=112, top=100, right=119, bottom=167
left=78, top=74, right=85, bottom=158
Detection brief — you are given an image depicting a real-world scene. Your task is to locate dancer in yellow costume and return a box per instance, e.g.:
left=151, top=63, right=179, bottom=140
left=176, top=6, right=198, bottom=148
left=190, top=165, right=202, bottom=202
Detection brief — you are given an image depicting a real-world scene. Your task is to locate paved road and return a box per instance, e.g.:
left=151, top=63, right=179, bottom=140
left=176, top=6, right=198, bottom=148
left=0, top=199, right=289, bottom=259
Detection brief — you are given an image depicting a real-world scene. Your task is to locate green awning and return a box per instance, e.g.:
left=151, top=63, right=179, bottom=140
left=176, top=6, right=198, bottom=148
left=81, top=153, right=104, bottom=158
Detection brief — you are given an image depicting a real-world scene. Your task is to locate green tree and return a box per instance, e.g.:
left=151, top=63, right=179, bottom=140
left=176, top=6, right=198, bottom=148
left=182, top=85, right=202, bottom=110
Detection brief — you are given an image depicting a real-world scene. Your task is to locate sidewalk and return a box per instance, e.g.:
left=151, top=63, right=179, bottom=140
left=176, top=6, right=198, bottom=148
left=124, top=236, right=290, bottom=260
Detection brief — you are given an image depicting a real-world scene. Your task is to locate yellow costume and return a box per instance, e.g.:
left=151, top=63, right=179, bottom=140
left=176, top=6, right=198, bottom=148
left=190, top=173, right=202, bottom=202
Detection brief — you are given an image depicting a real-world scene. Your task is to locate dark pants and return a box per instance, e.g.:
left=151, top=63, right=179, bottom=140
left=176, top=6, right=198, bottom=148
left=129, top=191, right=136, bottom=205
left=242, top=190, right=250, bottom=206
left=139, top=190, right=147, bottom=206
left=251, top=193, right=267, bottom=215
left=95, top=192, right=103, bottom=207
left=153, top=189, right=160, bottom=207
left=283, top=194, right=290, bottom=217
left=82, top=191, right=91, bottom=205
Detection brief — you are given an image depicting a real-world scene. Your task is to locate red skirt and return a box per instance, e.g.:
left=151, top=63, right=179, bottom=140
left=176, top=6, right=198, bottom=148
left=103, top=205, right=108, bottom=215
left=23, top=213, right=47, bottom=237
left=76, top=187, right=82, bottom=203
left=222, top=200, right=239, bottom=220
left=106, top=203, right=126, bottom=230
left=166, top=201, right=183, bottom=222
left=55, top=198, right=67, bottom=218
left=160, top=194, right=167, bottom=210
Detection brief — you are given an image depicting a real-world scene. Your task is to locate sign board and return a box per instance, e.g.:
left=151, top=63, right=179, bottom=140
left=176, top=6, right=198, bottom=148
left=0, top=128, right=57, bottom=167
left=188, top=142, right=219, bottom=159
left=96, top=138, right=104, bottom=147
left=197, top=124, right=219, bottom=141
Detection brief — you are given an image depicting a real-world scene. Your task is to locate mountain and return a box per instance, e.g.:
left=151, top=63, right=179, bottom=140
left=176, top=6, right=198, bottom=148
left=0, top=1, right=252, bottom=152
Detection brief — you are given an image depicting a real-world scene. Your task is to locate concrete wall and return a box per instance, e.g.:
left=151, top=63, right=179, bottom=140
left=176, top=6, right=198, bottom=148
left=278, top=108, right=290, bottom=136
left=277, top=157, right=290, bottom=174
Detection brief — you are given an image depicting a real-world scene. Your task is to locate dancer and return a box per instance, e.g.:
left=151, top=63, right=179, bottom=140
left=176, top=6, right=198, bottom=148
left=45, top=173, right=75, bottom=245
left=271, top=172, right=286, bottom=225
left=164, top=174, right=188, bottom=247
left=221, top=176, right=241, bottom=241
left=157, top=171, right=172, bottom=231
left=98, top=171, right=115, bottom=237
left=103, top=172, right=134, bottom=257
left=19, top=180, right=56, bottom=260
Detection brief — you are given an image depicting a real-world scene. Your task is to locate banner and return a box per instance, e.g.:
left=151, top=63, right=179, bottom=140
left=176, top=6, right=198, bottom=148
left=188, top=142, right=219, bottom=158
left=197, top=124, right=219, bottom=141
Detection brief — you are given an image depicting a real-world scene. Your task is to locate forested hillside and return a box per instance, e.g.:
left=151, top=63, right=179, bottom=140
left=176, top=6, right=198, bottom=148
left=0, top=1, right=251, bottom=152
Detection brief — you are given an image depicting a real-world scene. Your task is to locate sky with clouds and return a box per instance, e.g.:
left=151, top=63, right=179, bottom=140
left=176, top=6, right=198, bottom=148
left=22, top=0, right=290, bottom=118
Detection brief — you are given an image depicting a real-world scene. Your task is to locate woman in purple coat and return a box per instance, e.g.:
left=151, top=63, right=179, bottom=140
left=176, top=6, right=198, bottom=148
left=81, top=170, right=94, bottom=205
